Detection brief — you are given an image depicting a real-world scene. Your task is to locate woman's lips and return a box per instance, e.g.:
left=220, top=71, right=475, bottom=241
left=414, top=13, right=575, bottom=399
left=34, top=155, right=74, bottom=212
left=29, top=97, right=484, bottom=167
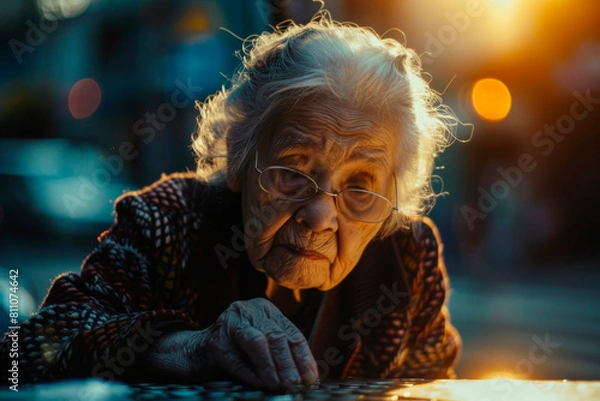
left=278, top=244, right=329, bottom=260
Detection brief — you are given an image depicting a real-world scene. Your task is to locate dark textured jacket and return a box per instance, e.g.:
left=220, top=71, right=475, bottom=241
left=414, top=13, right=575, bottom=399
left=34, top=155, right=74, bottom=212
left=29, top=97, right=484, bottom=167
left=1, top=172, right=460, bottom=383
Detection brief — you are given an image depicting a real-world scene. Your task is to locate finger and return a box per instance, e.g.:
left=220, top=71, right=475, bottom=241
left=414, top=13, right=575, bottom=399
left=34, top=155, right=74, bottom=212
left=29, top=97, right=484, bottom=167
left=275, top=315, right=319, bottom=383
left=217, top=350, right=265, bottom=389
left=288, top=335, right=319, bottom=385
left=233, top=325, right=281, bottom=391
left=204, top=325, right=265, bottom=389
left=266, top=331, right=302, bottom=389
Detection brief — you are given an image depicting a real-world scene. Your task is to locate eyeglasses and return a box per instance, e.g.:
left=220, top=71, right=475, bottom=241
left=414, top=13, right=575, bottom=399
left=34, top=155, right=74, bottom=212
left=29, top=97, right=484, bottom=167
left=254, top=151, right=398, bottom=223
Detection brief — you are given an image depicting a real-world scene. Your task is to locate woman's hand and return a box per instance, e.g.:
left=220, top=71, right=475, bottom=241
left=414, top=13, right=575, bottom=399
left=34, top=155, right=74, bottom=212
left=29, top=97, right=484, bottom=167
left=194, top=298, right=319, bottom=390
left=141, top=298, right=318, bottom=390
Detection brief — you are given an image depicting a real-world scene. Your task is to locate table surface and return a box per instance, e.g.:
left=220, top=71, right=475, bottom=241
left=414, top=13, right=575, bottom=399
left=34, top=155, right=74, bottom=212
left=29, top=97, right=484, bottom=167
left=2, top=378, right=599, bottom=401
left=397, top=379, right=600, bottom=401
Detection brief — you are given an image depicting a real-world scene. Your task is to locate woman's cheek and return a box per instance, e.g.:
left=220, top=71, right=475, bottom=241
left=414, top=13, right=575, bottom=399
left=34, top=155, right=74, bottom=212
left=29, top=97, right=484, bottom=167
left=248, top=203, right=294, bottom=242
left=339, top=223, right=377, bottom=256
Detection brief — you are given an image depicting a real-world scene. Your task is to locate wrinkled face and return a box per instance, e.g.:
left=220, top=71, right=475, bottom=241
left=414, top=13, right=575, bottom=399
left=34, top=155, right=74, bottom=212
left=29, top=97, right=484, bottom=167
left=238, top=100, right=398, bottom=291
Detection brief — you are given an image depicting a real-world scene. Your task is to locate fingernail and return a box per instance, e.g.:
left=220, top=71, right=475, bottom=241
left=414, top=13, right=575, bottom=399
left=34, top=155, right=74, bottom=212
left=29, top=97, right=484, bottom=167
left=302, top=370, right=318, bottom=385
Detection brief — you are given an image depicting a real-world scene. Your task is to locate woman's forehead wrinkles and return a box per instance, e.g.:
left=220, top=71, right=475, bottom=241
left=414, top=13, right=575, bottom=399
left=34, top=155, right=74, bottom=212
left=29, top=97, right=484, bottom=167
left=269, top=123, right=395, bottom=168
left=275, top=100, right=386, bottom=134
left=271, top=127, right=323, bottom=152
left=349, top=147, right=391, bottom=167
left=272, top=118, right=393, bottom=148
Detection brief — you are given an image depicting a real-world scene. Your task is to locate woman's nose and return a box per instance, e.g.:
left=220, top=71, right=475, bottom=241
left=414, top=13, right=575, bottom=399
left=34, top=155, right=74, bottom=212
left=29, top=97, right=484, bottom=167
left=294, top=191, right=339, bottom=233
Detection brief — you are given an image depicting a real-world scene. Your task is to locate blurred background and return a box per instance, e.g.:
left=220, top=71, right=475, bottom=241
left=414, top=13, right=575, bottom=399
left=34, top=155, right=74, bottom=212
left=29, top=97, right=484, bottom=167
left=1, top=0, right=599, bottom=380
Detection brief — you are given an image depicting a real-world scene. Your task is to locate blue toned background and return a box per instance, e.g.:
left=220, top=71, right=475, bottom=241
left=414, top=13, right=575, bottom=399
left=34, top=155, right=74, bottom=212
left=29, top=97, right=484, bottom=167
left=1, top=0, right=599, bottom=380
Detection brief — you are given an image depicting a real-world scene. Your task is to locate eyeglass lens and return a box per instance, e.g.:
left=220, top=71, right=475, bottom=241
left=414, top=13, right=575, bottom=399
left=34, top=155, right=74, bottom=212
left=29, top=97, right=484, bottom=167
left=258, top=167, right=392, bottom=222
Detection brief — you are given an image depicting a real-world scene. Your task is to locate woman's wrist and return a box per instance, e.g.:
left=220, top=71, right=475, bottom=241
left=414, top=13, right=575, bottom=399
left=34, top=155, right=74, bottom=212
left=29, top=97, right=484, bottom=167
left=137, top=329, right=211, bottom=381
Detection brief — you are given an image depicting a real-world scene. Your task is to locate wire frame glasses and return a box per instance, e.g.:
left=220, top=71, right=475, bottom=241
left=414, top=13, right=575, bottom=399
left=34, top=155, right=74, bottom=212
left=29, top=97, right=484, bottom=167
left=254, top=151, right=398, bottom=223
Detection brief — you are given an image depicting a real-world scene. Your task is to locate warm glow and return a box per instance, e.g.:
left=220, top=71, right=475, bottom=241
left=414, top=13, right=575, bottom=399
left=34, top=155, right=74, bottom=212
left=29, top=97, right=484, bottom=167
left=480, top=370, right=524, bottom=380
left=471, top=78, right=512, bottom=121
left=396, top=380, right=600, bottom=401
left=479, top=0, right=555, bottom=54
left=68, top=78, right=102, bottom=119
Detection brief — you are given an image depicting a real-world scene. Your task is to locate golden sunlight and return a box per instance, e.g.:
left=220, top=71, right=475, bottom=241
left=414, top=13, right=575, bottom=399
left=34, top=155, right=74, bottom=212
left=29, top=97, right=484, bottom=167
left=479, top=370, right=524, bottom=380
left=397, top=379, right=599, bottom=401
left=471, top=78, right=512, bottom=121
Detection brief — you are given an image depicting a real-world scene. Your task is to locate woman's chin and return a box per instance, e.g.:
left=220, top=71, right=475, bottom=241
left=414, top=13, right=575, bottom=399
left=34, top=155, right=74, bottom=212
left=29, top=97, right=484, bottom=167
left=266, top=258, right=330, bottom=290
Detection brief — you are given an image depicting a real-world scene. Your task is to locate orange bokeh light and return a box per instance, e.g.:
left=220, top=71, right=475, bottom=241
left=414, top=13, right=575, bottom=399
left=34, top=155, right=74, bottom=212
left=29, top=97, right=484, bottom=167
left=471, top=78, right=512, bottom=121
left=68, top=78, right=102, bottom=119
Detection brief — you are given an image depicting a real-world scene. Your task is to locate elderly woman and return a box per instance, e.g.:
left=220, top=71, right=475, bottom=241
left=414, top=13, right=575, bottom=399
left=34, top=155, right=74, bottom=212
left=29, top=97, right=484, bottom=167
left=1, top=12, right=460, bottom=390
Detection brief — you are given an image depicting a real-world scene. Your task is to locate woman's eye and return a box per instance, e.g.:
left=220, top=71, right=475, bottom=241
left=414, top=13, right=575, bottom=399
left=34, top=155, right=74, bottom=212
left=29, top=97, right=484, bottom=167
left=347, top=190, right=371, bottom=200
left=347, top=184, right=368, bottom=191
left=346, top=179, right=374, bottom=192
left=271, top=169, right=312, bottom=198
left=281, top=170, right=304, bottom=184
left=345, top=172, right=376, bottom=189
left=343, top=190, right=378, bottom=212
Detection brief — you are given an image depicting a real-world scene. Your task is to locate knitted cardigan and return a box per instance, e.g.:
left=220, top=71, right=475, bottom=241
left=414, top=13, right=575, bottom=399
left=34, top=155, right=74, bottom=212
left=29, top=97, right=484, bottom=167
left=0, top=172, right=460, bottom=383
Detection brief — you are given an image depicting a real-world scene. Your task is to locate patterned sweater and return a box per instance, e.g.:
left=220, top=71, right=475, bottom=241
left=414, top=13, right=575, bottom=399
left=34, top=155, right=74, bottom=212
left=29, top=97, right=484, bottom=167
left=0, top=172, right=460, bottom=383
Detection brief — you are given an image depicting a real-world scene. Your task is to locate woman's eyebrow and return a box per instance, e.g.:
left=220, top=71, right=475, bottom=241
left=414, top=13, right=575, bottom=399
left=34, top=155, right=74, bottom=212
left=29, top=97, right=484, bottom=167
left=348, top=147, right=391, bottom=167
left=271, top=127, right=322, bottom=151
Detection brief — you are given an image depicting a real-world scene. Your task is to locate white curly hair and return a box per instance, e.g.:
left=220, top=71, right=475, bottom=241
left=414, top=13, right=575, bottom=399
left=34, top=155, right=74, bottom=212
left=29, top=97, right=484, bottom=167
left=191, top=7, right=454, bottom=237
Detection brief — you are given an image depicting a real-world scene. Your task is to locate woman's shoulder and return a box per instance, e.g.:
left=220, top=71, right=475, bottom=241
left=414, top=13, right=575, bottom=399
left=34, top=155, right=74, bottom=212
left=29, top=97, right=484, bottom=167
left=113, top=172, right=239, bottom=216
left=114, top=172, right=204, bottom=212
left=353, top=216, right=443, bottom=281
left=389, top=216, right=442, bottom=252
left=107, top=173, right=242, bottom=239
left=378, top=216, right=444, bottom=278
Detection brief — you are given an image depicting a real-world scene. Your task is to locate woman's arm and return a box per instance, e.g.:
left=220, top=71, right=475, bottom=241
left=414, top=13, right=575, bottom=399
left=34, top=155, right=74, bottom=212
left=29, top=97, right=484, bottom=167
left=0, top=176, right=200, bottom=383
left=0, top=175, right=318, bottom=389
